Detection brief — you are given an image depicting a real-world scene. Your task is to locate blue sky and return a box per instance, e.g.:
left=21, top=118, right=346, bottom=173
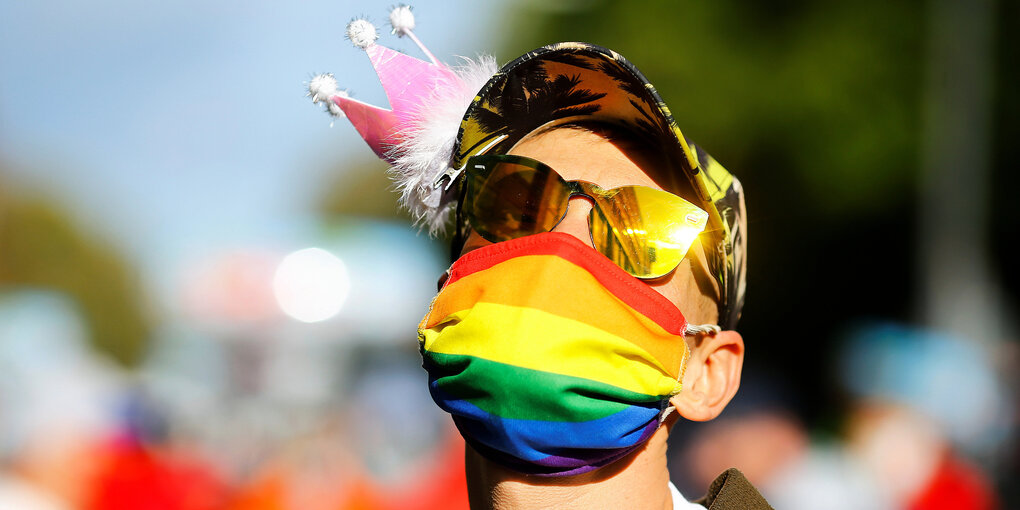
left=0, top=0, right=505, bottom=300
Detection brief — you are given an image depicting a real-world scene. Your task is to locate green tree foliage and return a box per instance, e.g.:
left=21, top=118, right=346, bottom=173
left=499, top=0, right=924, bottom=216
left=0, top=176, right=151, bottom=367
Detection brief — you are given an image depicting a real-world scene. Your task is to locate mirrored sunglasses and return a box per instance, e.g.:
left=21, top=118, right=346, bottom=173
left=460, top=154, right=709, bottom=279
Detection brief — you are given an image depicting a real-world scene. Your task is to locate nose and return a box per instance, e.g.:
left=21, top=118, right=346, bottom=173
left=550, top=195, right=594, bottom=246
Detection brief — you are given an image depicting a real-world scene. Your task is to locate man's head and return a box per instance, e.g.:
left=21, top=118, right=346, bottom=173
left=417, top=43, right=751, bottom=477
left=308, top=25, right=748, bottom=478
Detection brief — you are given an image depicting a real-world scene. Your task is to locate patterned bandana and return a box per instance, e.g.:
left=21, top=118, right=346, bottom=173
left=418, top=232, right=690, bottom=476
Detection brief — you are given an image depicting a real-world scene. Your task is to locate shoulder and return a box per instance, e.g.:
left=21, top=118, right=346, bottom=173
left=693, top=468, right=774, bottom=510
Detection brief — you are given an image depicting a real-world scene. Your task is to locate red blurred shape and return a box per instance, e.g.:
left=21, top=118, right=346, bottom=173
left=85, top=441, right=228, bottom=510
left=908, top=455, right=998, bottom=510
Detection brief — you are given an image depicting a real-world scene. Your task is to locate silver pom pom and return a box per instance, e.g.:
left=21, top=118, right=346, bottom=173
left=389, top=5, right=415, bottom=36
left=307, top=73, right=338, bottom=103
left=345, top=19, right=378, bottom=49
left=307, top=74, right=348, bottom=119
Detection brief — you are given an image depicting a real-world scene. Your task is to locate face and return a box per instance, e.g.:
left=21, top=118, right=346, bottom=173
left=457, top=126, right=721, bottom=326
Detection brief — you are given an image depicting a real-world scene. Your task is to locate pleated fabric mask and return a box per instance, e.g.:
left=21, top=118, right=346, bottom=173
left=418, top=231, right=692, bottom=476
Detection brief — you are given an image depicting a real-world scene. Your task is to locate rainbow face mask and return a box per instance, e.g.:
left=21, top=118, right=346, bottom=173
left=418, top=232, right=692, bottom=476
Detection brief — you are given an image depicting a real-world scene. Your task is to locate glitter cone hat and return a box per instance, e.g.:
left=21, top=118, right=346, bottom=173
left=307, top=6, right=496, bottom=234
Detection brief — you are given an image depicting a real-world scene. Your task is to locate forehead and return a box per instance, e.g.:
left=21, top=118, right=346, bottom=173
left=506, top=127, right=667, bottom=191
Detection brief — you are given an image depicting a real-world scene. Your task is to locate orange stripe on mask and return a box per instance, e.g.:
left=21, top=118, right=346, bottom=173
left=444, top=232, right=687, bottom=334
left=426, top=254, right=687, bottom=372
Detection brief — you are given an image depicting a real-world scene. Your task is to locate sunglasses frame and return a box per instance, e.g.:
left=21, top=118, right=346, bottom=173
left=454, top=154, right=708, bottom=279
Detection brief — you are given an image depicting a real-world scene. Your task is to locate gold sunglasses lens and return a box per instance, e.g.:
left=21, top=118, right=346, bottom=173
left=465, top=159, right=569, bottom=243
left=589, top=186, right=708, bottom=278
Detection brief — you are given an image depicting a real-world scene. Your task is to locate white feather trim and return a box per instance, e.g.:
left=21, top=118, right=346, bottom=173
left=389, top=5, right=415, bottom=36
left=345, top=19, right=378, bottom=49
left=386, top=54, right=498, bottom=235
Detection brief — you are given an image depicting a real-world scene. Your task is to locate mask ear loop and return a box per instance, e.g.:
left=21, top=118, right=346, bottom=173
left=659, top=324, right=722, bottom=424
left=684, top=323, right=721, bottom=336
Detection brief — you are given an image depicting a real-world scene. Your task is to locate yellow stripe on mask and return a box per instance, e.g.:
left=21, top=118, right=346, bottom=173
left=428, top=255, right=688, bottom=371
left=421, top=302, right=683, bottom=398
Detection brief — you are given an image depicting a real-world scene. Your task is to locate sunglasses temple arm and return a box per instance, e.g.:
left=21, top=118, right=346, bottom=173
left=450, top=183, right=468, bottom=263
left=435, top=135, right=510, bottom=190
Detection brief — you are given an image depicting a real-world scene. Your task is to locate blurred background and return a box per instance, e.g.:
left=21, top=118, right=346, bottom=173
left=0, top=0, right=1015, bottom=509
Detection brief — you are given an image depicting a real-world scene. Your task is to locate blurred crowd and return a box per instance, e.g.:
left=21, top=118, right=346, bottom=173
left=0, top=288, right=470, bottom=510
left=0, top=283, right=1013, bottom=509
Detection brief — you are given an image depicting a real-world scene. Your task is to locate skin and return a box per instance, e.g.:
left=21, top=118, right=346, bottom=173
left=454, top=127, right=745, bottom=509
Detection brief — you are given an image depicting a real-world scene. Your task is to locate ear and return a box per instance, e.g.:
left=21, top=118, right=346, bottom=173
left=670, top=330, right=744, bottom=422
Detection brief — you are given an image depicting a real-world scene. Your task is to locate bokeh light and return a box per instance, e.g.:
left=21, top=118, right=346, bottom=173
left=273, top=247, right=350, bottom=323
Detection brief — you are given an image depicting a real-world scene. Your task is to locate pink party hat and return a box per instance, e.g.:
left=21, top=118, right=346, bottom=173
left=308, top=6, right=495, bottom=233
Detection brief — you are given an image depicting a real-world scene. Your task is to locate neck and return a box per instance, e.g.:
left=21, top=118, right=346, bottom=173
left=465, top=424, right=676, bottom=510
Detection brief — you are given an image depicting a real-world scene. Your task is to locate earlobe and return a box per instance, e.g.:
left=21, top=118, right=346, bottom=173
left=670, top=330, right=744, bottom=422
